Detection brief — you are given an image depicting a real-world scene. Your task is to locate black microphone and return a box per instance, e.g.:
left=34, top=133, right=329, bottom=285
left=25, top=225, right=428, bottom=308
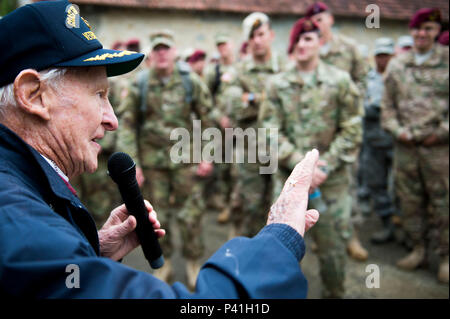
left=107, top=152, right=164, bottom=269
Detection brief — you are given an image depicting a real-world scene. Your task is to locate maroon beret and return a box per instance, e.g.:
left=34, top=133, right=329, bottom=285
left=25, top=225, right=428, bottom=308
left=188, top=50, right=206, bottom=63
left=409, top=8, right=442, bottom=29
left=305, top=1, right=329, bottom=18
left=288, top=17, right=320, bottom=54
left=126, top=38, right=140, bottom=46
left=240, top=41, right=249, bottom=54
left=438, top=30, right=449, bottom=46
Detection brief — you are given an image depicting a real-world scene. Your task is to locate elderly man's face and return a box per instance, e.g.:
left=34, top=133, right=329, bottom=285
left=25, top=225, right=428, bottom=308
left=50, top=66, right=117, bottom=175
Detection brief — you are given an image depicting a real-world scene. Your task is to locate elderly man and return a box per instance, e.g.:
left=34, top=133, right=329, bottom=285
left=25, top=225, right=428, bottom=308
left=1, top=1, right=321, bottom=298
left=381, top=8, right=449, bottom=284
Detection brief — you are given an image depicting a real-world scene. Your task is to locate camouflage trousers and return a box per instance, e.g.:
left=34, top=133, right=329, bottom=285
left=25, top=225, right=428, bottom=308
left=274, top=166, right=352, bottom=298
left=203, top=162, right=234, bottom=210
left=230, top=161, right=272, bottom=238
left=141, top=165, right=206, bottom=259
left=394, top=143, right=449, bottom=256
left=72, top=153, right=122, bottom=225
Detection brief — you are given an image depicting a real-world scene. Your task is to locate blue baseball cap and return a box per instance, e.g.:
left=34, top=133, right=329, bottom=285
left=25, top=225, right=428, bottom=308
left=0, top=0, right=144, bottom=87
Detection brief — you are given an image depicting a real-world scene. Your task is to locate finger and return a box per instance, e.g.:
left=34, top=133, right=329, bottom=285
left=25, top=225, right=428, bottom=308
left=155, top=229, right=166, bottom=239
left=110, top=203, right=129, bottom=221
left=305, top=209, right=320, bottom=232
left=282, top=149, right=319, bottom=193
left=116, top=215, right=137, bottom=236
left=144, top=200, right=153, bottom=212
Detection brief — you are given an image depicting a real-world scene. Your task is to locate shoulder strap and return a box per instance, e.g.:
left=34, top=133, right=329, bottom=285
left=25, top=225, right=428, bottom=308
left=211, top=63, right=221, bottom=96
left=176, top=61, right=194, bottom=105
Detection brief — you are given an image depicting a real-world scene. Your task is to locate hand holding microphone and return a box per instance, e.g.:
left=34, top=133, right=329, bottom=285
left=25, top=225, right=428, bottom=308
left=107, top=152, right=165, bottom=269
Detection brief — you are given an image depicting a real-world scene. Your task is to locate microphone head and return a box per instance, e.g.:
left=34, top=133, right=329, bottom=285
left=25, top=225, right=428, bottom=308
left=107, top=152, right=136, bottom=184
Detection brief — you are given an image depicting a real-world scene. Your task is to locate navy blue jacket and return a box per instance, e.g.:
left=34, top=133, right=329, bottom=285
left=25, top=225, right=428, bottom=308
left=0, top=124, right=308, bottom=298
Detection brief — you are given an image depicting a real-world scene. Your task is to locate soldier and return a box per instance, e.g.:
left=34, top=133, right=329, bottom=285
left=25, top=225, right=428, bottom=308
left=306, top=1, right=369, bottom=261
left=381, top=8, right=449, bottom=284
left=396, top=35, right=414, bottom=55
left=187, top=49, right=207, bottom=78
left=358, top=38, right=396, bottom=244
left=116, top=30, right=214, bottom=290
left=203, top=32, right=240, bottom=223
left=229, top=12, right=286, bottom=238
left=260, top=17, right=363, bottom=298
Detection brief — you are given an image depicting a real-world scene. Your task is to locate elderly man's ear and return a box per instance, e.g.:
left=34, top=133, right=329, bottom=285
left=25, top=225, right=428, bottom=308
left=13, top=69, right=51, bottom=121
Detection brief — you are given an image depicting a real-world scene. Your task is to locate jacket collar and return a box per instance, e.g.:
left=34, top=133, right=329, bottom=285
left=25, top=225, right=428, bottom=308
left=404, top=44, right=445, bottom=67
left=285, top=60, right=327, bottom=86
left=0, top=123, right=81, bottom=204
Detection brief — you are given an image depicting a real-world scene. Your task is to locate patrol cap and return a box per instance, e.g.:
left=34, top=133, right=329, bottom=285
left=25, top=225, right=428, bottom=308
left=150, top=30, right=175, bottom=50
left=305, top=2, right=330, bottom=18
left=215, top=32, right=231, bottom=45
left=409, top=8, right=442, bottom=29
left=397, top=35, right=413, bottom=49
left=0, top=0, right=144, bottom=88
left=242, top=12, right=270, bottom=40
left=288, top=17, right=320, bottom=54
left=374, top=37, right=395, bottom=55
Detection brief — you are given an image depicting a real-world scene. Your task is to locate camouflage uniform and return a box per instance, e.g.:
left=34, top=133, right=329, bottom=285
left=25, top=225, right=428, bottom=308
left=260, top=61, right=363, bottom=298
left=358, top=69, right=395, bottom=218
left=381, top=44, right=449, bottom=258
left=230, top=53, right=286, bottom=237
left=203, top=62, right=241, bottom=211
left=320, top=32, right=369, bottom=91
left=116, top=64, right=213, bottom=260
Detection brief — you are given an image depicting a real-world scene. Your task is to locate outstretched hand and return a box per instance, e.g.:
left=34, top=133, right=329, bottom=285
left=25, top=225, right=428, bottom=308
left=267, top=149, right=321, bottom=237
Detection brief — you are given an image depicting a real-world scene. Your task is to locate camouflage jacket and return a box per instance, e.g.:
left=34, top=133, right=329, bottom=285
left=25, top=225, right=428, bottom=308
left=232, top=52, right=287, bottom=127
left=260, top=61, right=363, bottom=175
left=116, top=65, right=213, bottom=169
left=381, top=44, right=449, bottom=144
left=204, top=62, right=241, bottom=124
left=320, top=32, right=369, bottom=92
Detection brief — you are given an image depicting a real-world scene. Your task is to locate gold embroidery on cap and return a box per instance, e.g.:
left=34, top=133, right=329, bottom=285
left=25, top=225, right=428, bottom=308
left=82, top=31, right=97, bottom=40
left=83, top=50, right=135, bottom=62
left=66, top=5, right=79, bottom=29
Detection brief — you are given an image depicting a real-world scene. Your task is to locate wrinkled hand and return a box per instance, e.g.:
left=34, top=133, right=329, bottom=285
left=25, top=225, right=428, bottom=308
left=98, top=200, right=165, bottom=261
left=267, top=149, right=320, bottom=237
left=422, top=134, right=439, bottom=146
left=196, top=161, right=214, bottom=177
left=311, top=159, right=328, bottom=190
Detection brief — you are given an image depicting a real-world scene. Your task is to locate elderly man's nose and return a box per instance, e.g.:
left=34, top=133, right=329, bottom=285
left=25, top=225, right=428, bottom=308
left=103, top=102, right=119, bottom=131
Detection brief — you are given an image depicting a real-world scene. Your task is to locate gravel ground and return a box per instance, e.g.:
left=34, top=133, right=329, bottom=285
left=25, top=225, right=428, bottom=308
left=122, top=208, right=449, bottom=299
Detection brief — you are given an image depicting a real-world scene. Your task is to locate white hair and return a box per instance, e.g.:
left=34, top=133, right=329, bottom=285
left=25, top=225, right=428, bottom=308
left=0, top=68, right=68, bottom=118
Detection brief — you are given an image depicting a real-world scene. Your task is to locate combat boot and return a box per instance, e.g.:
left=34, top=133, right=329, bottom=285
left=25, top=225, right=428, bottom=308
left=186, top=258, right=202, bottom=291
left=437, top=255, right=449, bottom=284
left=396, top=245, right=426, bottom=270
left=153, top=258, right=174, bottom=283
left=347, top=233, right=369, bottom=261
left=371, top=215, right=395, bottom=244
left=217, top=206, right=231, bottom=224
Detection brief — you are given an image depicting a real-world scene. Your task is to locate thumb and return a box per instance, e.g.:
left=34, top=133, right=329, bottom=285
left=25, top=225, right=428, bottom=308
left=305, top=209, right=319, bottom=232
left=116, top=215, right=137, bottom=236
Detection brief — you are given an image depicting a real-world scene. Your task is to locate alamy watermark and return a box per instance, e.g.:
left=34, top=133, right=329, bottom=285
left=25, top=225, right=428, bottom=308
left=169, top=120, right=279, bottom=174
left=65, top=264, right=80, bottom=289
left=365, top=4, right=380, bottom=29
left=365, top=264, right=380, bottom=289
